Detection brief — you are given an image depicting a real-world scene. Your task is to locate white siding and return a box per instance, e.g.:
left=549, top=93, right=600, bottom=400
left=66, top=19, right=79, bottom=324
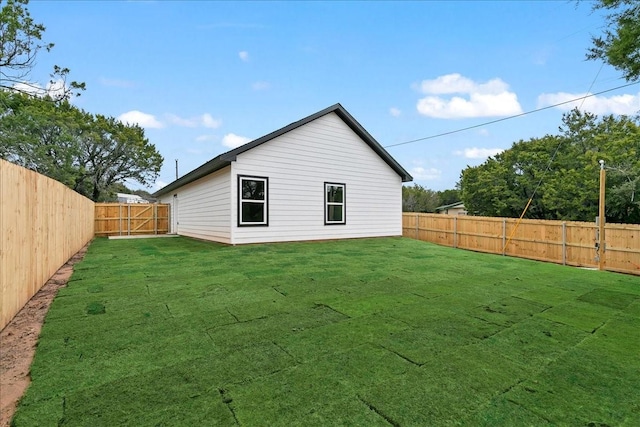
left=231, top=112, right=402, bottom=244
left=160, top=166, right=232, bottom=244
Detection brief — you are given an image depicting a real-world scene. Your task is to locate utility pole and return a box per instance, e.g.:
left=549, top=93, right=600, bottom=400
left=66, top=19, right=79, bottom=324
left=598, top=160, right=606, bottom=271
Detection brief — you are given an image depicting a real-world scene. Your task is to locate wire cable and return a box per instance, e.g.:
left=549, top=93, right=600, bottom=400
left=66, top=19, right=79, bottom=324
left=384, top=80, right=639, bottom=149
left=502, top=64, right=608, bottom=254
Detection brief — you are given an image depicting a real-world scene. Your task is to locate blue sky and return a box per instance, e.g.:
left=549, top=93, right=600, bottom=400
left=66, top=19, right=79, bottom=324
left=24, top=1, right=640, bottom=191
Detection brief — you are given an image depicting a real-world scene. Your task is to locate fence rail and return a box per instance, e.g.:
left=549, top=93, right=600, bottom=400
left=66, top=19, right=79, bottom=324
left=403, top=213, right=640, bottom=276
left=95, top=203, right=170, bottom=237
left=1, top=159, right=95, bottom=330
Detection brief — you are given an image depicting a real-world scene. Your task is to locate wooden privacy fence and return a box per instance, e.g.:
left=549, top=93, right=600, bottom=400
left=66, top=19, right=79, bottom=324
left=95, top=203, right=170, bottom=236
left=403, top=213, right=640, bottom=276
left=1, top=159, right=95, bottom=331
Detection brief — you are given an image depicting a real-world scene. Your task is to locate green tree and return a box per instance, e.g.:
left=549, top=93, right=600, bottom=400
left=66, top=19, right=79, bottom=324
left=587, top=0, right=640, bottom=81
left=460, top=109, right=640, bottom=223
left=100, top=182, right=132, bottom=203
left=594, top=114, right=640, bottom=223
left=402, top=184, right=439, bottom=212
left=0, top=90, right=82, bottom=185
left=0, top=91, right=163, bottom=201
left=74, top=115, right=163, bottom=201
left=0, top=0, right=84, bottom=98
left=131, top=189, right=157, bottom=202
left=437, top=188, right=461, bottom=206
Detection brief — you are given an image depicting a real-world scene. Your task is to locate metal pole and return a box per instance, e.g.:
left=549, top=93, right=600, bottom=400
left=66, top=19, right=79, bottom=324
left=598, top=160, right=606, bottom=271
left=175, top=159, right=179, bottom=180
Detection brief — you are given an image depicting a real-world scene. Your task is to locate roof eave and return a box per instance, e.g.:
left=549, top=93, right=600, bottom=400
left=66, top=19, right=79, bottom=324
left=151, top=156, right=232, bottom=198
left=435, top=201, right=465, bottom=211
left=331, top=106, right=413, bottom=182
left=152, top=103, right=413, bottom=196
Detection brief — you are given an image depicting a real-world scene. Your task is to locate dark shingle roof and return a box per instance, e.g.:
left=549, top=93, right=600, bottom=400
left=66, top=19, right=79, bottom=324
left=152, top=103, right=412, bottom=197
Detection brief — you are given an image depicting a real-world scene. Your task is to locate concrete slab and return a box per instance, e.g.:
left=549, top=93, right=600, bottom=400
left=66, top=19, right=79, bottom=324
left=107, top=234, right=179, bottom=240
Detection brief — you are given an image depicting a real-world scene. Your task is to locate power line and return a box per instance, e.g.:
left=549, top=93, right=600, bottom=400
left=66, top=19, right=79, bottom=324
left=528, top=64, right=605, bottom=200
left=503, top=63, right=607, bottom=253
left=384, top=81, right=640, bottom=148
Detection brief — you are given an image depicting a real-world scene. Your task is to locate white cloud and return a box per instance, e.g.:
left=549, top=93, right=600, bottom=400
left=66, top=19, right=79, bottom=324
left=165, top=114, right=196, bottom=127
left=12, top=79, right=70, bottom=100
left=222, top=133, right=251, bottom=148
left=415, top=73, right=522, bottom=119
left=117, top=110, right=164, bottom=128
left=239, top=51, right=249, bottom=62
left=537, top=91, right=640, bottom=115
left=531, top=47, right=552, bottom=66
left=46, top=80, right=68, bottom=100
left=454, top=147, right=504, bottom=159
left=12, top=82, right=38, bottom=94
left=410, top=167, right=441, bottom=181
left=252, top=81, right=270, bottom=91
left=418, top=74, right=479, bottom=95
left=201, top=113, right=222, bottom=128
left=165, top=113, right=222, bottom=129
left=478, top=128, right=490, bottom=136
left=389, top=107, right=401, bottom=117
left=153, top=180, right=169, bottom=190
left=195, top=134, right=217, bottom=142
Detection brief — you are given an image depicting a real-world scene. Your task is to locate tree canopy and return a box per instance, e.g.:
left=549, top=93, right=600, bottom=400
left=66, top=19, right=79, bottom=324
left=0, top=0, right=84, bottom=98
left=402, top=185, right=461, bottom=213
left=587, top=0, right=640, bottom=81
left=460, top=109, right=640, bottom=223
left=0, top=0, right=160, bottom=201
left=0, top=91, right=163, bottom=201
left=437, top=189, right=461, bottom=207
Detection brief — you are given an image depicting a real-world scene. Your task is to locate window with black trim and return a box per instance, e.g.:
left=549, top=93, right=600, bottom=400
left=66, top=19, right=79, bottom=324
left=238, top=176, right=268, bottom=226
left=325, top=182, right=345, bottom=225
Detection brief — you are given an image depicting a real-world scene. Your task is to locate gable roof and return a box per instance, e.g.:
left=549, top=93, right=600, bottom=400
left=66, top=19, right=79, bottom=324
left=152, top=103, right=412, bottom=197
left=435, top=201, right=465, bottom=212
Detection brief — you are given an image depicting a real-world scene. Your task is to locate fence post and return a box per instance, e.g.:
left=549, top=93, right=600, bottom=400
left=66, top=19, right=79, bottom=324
left=562, top=221, right=566, bottom=265
left=415, top=213, right=419, bottom=240
left=502, top=219, right=506, bottom=256
left=453, top=216, right=458, bottom=248
left=598, top=163, right=606, bottom=270
left=127, top=204, right=131, bottom=236
left=154, top=204, right=158, bottom=235
left=119, top=204, right=122, bottom=236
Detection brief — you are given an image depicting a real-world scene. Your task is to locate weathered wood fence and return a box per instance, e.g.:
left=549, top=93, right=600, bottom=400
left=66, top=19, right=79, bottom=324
left=403, top=213, right=640, bottom=276
left=95, top=203, right=170, bottom=236
left=1, top=159, right=95, bottom=330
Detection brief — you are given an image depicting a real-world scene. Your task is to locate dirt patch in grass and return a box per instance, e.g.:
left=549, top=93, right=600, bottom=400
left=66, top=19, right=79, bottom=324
left=0, top=245, right=88, bottom=427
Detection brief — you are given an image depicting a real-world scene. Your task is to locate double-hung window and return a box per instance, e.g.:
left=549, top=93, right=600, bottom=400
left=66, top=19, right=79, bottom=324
left=325, top=182, right=345, bottom=225
left=238, top=175, right=268, bottom=226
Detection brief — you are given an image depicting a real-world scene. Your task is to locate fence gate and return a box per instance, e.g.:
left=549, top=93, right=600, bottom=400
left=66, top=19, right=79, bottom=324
left=94, top=203, right=170, bottom=237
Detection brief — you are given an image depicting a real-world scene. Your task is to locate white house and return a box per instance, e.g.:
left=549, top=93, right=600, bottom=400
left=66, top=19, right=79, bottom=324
left=152, top=104, right=412, bottom=245
left=116, top=193, right=149, bottom=204
left=435, top=201, right=467, bottom=215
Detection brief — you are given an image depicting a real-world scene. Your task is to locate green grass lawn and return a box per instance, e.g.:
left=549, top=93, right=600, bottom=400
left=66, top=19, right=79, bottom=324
left=12, top=237, right=640, bottom=426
